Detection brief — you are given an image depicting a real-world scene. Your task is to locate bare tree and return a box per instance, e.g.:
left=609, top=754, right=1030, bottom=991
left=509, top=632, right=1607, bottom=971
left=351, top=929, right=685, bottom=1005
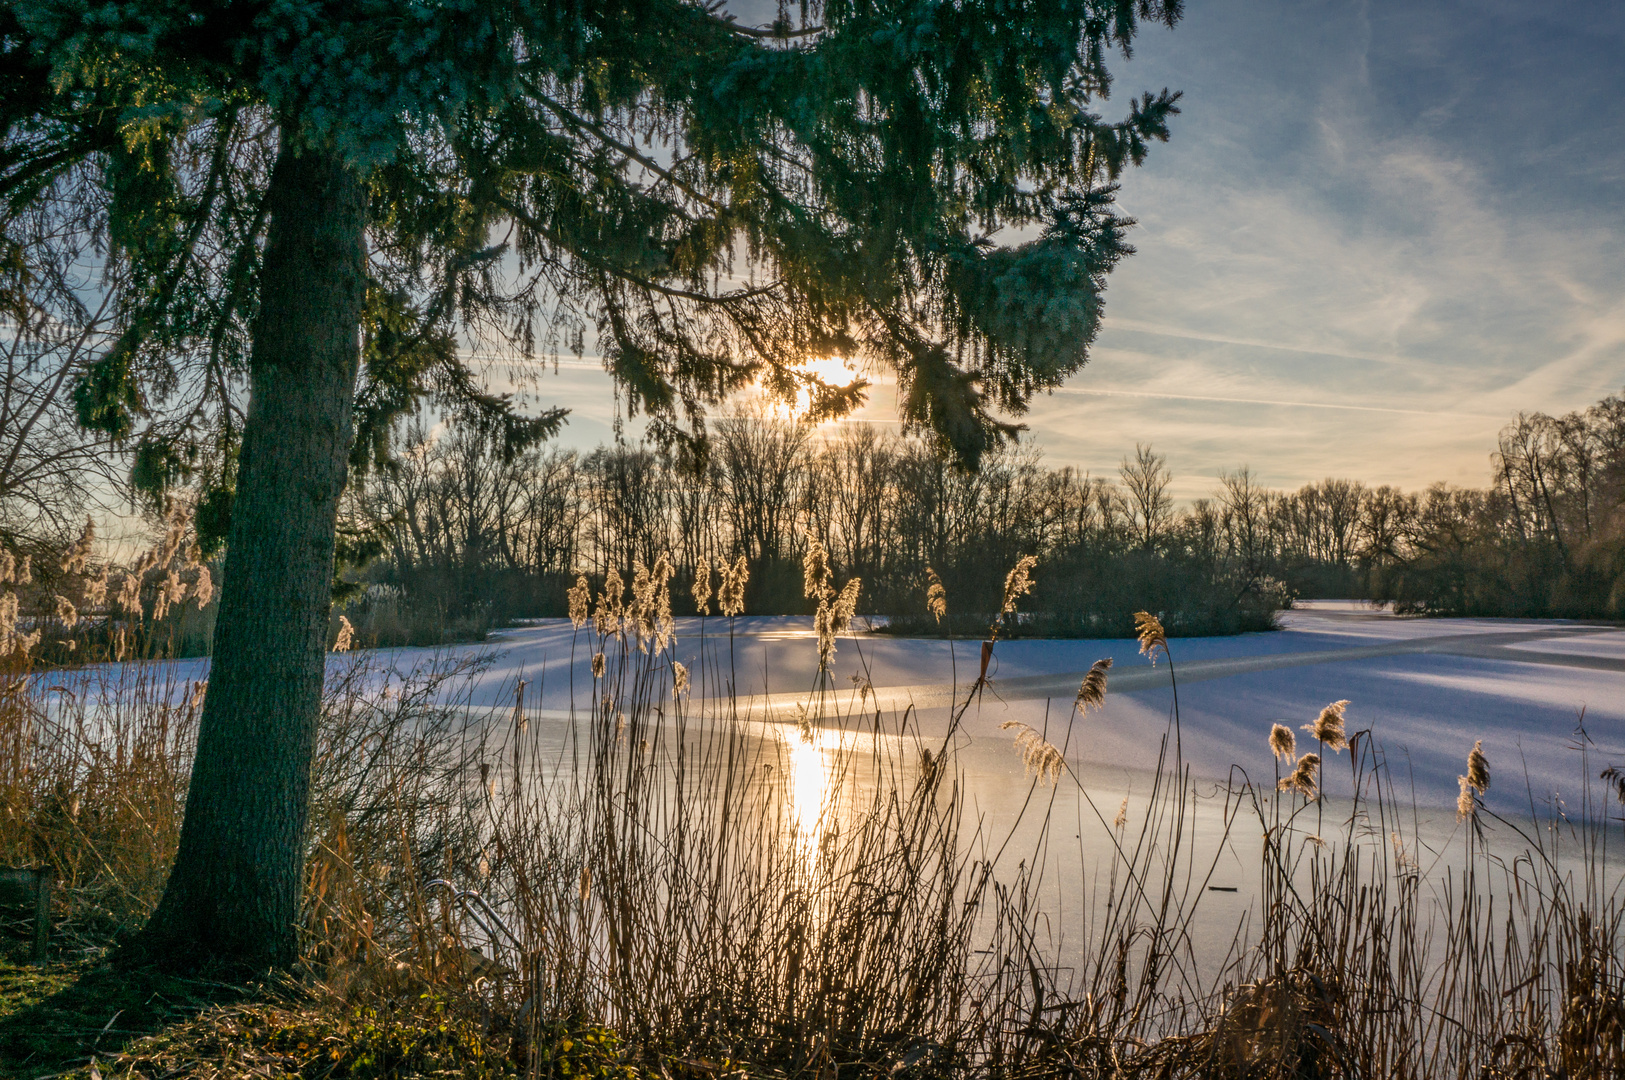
left=0, top=197, right=121, bottom=541
left=1120, top=443, right=1173, bottom=551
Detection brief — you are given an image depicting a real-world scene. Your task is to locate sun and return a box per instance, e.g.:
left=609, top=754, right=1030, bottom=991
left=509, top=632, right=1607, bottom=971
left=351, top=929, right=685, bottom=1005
left=782, top=355, right=864, bottom=420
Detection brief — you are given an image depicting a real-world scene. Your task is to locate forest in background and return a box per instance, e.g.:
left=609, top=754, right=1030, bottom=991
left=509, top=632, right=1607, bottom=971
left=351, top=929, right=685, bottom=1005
left=332, top=384, right=1625, bottom=644
left=5, top=379, right=1623, bottom=653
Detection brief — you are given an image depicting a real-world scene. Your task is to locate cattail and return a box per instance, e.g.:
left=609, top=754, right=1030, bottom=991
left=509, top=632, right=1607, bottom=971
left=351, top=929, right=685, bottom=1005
left=1466, top=740, right=1490, bottom=794
left=1134, top=611, right=1167, bottom=665
left=54, top=595, right=78, bottom=629
left=1270, top=723, right=1296, bottom=762
left=925, top=567, right=947, bottom=623
left=567, top=574, right=591, bottom=628
left=192, top=565, right=213, bottom=609
left=803, top=537, right=832, bottom=600
left=62, top=518, right=96, bottom=574
left=591, top=652, right=606, bottom=679
left=332, top=615, right=355, bottom=653
left=1303, top=699, right=1350, bottom=752
left=1001, top=720, right=1065, bottom=786
left=1456, top=775, right=1475, bottom=821
left=1113, top=796, right=1129, bottom=830
left=691, top=563, right=712, bottom=616
left=718, top=555, right=749, bottom=617
left=1075, top=657, right=1112, bottom=714
left=1278, top=752, right=1321, bottom=798
left=672, top=660, right=690, bottom=697
left=999, top=555, right=1038, bottom=616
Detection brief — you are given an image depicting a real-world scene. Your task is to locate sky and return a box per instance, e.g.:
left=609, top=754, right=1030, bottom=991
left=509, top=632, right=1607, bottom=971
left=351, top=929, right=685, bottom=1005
left=511, top=0, right=1625, bottom=503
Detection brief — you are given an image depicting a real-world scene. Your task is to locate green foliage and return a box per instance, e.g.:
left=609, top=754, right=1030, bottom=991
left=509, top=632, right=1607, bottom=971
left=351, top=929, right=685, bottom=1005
left=129, top=434, right=198, bottom=509
left=71, top=348, right=142, bottom=438
left=255, top=996, right=516, bottom=1080
left=194, top=484, right=233, bottom=558
left=5, top=0, right=1184, bottom=478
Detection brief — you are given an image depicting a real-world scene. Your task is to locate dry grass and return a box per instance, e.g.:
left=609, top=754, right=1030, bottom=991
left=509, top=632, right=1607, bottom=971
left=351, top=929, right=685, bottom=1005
left=0, top=561, right=1621, bottom=1079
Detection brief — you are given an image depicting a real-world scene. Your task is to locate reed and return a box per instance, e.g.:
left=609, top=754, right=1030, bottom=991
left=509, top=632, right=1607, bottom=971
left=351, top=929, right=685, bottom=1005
left=0, top=556, right=1620, bottom=1079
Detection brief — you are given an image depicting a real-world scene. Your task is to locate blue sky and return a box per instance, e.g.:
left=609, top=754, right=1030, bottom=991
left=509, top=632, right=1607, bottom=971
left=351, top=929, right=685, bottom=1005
left=521, top=0, right=1625, bottom=501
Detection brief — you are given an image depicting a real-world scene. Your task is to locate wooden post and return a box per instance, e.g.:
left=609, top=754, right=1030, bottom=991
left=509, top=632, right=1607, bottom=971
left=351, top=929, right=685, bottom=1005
left=0, top=866, right=52, bottom=964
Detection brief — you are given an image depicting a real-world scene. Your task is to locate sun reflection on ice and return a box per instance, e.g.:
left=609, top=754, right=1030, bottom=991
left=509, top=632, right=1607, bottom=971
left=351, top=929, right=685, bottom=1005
left=787, top=731, right=830, bottom=861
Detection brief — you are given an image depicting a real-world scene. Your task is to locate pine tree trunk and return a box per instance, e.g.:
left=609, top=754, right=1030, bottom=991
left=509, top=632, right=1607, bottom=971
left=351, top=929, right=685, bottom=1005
left=138, top=135, right=365, bottom=969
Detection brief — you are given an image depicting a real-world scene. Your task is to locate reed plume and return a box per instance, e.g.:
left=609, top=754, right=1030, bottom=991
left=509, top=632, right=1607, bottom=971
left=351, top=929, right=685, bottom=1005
left=567, top=574, right=591, bottom=628
left=61, top=517, right=95, bottom=574
left=925, top=567, right=947, bottom=623
left=672, top=661, right=690, bottom=698
left=192, top=565, right=213, bottom=608
left=82, top=566, right=109, bottom=608
left=592, top=652, right=606, bottom=679
left=1466, top=739, right=1490, bottom=793
left=1114, top=796, right=1129, bottom=829
left=594, top=568, right=625, bottom=637
left=805, top=538, right=861, bottom=669
left=1278, top=752, right=1320, bottom=798
left=1303, top=699, right=1350, bottom=751
left=999, top=554, right=1038, bottom=616
left=692, top=562, right=712, bottom=616
left=803, top=537, right=831, bottom=600
left=54, top=595, right=78, bottom=629
left=1001, top=720, right=1065, bottom=786
left=1456, top=775, right=1476, bottom=821
left=718, top=555, right=748, bottom=617
left=332, top=615, right=355, bottom=653
left=1134, top=610, right=1167, bottom=665
left=1270, top=723, right=1296, bottom=762
left=1075, top=657, right=1112, bottom=714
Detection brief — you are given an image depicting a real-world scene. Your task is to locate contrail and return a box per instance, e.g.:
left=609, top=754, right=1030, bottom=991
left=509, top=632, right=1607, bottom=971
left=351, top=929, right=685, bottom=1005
left=1050, top=385, right=1499, bottom=419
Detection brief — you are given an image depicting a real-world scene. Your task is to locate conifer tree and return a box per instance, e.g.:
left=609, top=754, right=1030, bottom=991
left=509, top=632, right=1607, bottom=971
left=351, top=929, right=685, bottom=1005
left=1, top=0, right=1181, bottom=968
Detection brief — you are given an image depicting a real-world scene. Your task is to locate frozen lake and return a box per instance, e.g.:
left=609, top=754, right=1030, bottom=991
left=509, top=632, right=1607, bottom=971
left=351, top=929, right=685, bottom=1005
left=44, top=601, right=1624, bottom=979
left=82, top=600, right=1624, bottom=815
left=451, top=600, right=1624, bottom=815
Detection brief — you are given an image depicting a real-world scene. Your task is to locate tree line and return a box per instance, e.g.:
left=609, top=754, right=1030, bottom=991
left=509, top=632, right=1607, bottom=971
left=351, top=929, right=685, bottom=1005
left=342, top=387, right=1625, bottom=639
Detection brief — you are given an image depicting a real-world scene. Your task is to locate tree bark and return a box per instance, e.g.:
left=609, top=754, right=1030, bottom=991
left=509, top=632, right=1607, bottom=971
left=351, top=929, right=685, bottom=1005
left=137, top=134, right=365, bottom=969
